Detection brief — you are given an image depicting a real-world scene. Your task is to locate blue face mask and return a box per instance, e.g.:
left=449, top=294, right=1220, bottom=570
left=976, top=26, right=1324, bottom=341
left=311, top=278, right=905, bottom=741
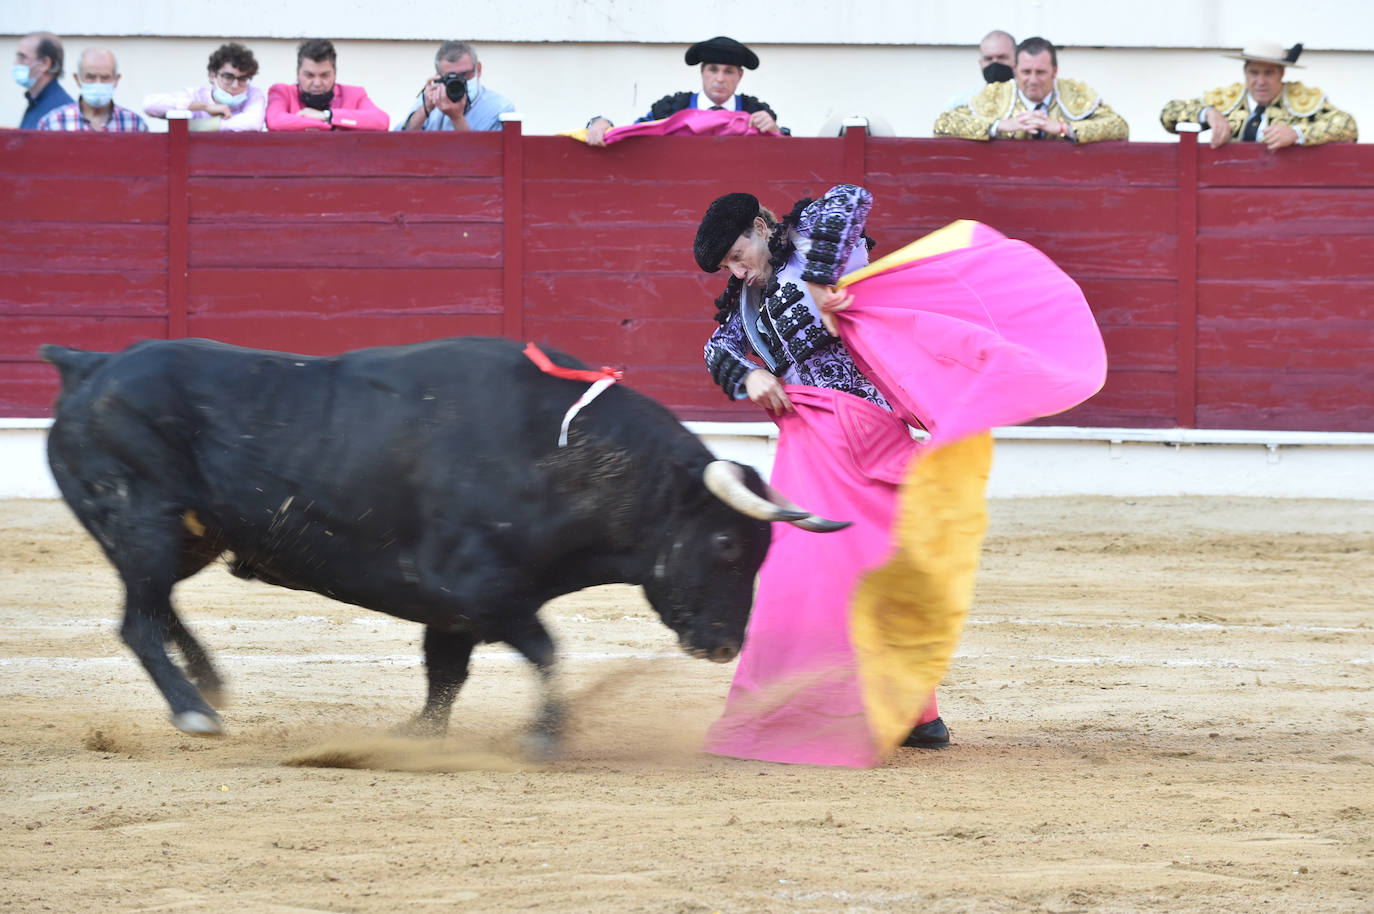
left=79, top=81, right=116, bottom=107
left=211, top=86, right=249, bottom=107
left=466, top=76, right=480, bottom=103
left=13, top=64, right=37, bottom=89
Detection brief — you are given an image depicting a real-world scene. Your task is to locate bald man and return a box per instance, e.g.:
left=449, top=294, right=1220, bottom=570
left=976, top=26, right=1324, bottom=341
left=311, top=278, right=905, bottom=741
left=944, top=30, right=1017, bottom=111
left=38, top=47, right=148, bottom=131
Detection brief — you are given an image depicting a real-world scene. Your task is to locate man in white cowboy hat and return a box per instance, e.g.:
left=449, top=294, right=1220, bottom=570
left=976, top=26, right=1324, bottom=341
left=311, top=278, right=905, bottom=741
left=1160, top=41, right=1357, bottom=149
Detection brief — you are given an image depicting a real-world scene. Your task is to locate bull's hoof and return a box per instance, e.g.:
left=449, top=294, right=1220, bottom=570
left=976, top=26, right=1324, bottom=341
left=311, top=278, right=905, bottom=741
left=520, top=730, right=562, bottom=763
left=171, top=710, right=223, bottom=736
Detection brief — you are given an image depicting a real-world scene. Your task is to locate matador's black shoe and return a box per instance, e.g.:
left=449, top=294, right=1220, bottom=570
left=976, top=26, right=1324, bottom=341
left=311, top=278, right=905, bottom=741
left=903, top=716, right=950, bottom=749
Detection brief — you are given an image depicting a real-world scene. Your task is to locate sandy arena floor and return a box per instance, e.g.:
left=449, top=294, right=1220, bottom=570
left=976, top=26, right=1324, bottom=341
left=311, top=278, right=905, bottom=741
left=1, top=496, right=1371, bottom=913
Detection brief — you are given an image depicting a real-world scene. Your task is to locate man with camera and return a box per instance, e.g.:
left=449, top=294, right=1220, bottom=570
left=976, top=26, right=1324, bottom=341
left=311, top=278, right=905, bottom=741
left=397, top=41, right=515, bottom=132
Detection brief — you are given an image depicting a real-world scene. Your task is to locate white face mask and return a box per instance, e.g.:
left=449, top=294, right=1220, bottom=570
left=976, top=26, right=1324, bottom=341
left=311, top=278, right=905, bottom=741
left=211, top=86, right=249, bottom=107
left=79, top=81, right=116, bottom=108
left=466, top=76, right=481, bottom=103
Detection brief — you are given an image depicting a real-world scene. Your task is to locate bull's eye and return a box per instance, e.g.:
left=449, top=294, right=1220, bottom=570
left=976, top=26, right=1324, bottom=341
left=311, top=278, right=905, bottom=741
left=712, top=531, right=743, bottom=562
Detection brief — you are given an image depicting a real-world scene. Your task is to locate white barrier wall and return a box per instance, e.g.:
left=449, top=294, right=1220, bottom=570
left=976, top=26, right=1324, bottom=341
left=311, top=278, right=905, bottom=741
left=3, top=2, right=1372, bottom=139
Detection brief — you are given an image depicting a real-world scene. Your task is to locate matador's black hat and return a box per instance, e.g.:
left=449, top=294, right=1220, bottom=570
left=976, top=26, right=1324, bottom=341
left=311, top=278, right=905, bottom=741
left=694, top=192, right=760, bottom=273
left=685, top=36, right=760, bottom=70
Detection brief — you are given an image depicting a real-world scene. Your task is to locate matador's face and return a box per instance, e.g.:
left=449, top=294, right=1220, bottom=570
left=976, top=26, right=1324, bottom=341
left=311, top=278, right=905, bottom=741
left=719, top=218, right=773, bottom=287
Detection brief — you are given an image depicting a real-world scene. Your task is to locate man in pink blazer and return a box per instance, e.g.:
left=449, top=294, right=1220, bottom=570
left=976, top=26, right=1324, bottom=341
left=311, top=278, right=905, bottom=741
left=265, top=38, right=388, bottom=131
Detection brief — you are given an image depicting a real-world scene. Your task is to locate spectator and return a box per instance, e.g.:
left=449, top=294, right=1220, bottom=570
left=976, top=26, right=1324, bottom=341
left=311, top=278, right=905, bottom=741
left=38, top=47, right=147, bottom=133
left=143, top=43, right=266, bottom=132
left=585, top=36, right=784, bottom=146
left=265, top=39, right=388, bottom=132
left=396, top=40, right=515, bottom=132
left=944, top=30, right=1017, bottom=111
left=1160, top=41, right=1357, bottom=150
left=934, top=36, right=1128, bottom=143
left=14, top=31, right=73, bottom=129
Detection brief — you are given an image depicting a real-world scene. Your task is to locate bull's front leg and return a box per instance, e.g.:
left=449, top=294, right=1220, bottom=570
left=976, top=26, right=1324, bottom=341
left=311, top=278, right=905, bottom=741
left=506, top=618, right=564, bottom=760
left=398, top=627, right=476, bottom=737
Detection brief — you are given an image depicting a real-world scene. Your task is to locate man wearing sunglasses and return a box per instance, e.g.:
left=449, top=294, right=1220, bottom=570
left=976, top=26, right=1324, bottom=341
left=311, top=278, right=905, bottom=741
left=143, top=42, right=266, bottom=132
left=396, top=40, right=515, bottom=132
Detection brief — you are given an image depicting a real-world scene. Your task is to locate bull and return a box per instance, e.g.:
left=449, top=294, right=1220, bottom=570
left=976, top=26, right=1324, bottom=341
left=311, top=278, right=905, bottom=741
left=41, top=337, right=843, bottom=751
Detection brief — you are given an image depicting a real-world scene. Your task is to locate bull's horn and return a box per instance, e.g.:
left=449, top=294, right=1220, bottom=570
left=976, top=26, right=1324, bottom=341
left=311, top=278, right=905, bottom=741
left=763, top=482, right=853, bottom=533
left=703, top=461, right=808, bottom=523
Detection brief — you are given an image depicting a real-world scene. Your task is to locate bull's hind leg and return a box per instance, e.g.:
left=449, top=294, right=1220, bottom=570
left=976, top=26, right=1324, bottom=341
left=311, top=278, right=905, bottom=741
left=113, top=515, right=223, bottom=735
left=506, top=618, right=564, bottom=760
left=398, top=627, right=477, bottom=736
left=165, top=540, right=229, bottom=707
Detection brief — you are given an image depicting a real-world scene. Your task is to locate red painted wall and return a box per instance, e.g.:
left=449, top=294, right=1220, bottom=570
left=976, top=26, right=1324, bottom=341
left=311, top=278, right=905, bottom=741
left=2, top=123, right=1371, bottom=431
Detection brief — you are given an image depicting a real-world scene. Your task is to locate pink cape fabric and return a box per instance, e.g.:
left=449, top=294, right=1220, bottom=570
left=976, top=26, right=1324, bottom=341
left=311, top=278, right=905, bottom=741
left=840, top=222, right=1107, bottom=445
left=601, top=108, right=768, bottom=144
left=704, top=387, right=918, bottom=766
left=703, top=222, right=1107, bottom=767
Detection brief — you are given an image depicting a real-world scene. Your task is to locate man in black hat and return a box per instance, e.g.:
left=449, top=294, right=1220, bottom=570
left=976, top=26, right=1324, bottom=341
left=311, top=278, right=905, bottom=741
left=1160, top=40, right=1357, bottom=149
left=585, top=36, right=784, bottom=146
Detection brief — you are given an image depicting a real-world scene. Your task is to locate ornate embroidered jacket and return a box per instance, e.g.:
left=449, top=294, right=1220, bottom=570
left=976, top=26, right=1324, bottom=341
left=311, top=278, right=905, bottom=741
left=1159, top=81, right=1358, bottom=146
left=703, top=184, right=890, bottom=410
left=933, top=78, right=1129, bottom=144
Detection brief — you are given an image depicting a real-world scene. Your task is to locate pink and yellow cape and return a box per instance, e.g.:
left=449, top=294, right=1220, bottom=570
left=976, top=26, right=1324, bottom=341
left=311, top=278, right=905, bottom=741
left=562, top=109, right=774, bottom=144
left=704, top=221, right=1107, bottom=767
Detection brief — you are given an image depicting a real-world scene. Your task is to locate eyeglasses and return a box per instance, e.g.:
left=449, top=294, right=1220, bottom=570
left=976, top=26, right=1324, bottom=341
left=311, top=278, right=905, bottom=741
left=216, top=71, right=252, bottom=86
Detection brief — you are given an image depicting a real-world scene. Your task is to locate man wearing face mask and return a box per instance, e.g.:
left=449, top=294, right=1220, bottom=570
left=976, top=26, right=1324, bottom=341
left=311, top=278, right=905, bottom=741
left=265, top=39, right=388, bottom=132
left=943, top=30, right=1016, bottom=111
left=37, top=47, right=147, bottom=132
left=143, top=43, right=266, bottom=132
left=396, top=41, right=515, bottom=132
left=14, top=31, right=74, bottom=129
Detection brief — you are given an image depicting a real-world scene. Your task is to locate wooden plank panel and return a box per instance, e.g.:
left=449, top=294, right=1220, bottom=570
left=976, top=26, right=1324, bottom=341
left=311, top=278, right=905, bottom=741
left=0, top=316, right=165, bottom=360
left=875, top=226, right=1178, bottom=278
left=1199, top=188, right=1374, bottom=233
left=0, top=361, right=63, bottom=418
left=525, top=316, right=711, bottom=366
left=0, top=176, right=167, bottom=223
left=0, top=225, right=168, bottom=272
left=524, top=271, right=720, bottom=322
left=524, top=225, right=706, bottom=273
left=1058, top=368, right=1178, bottom=426
left=1198, top=280, right=1374, bottom=321
left=1197, top=325, right=1373, bottom=372
left=1077, top=278, right=1178, bottom=326
left=189, top=269, right=504, bottom=316
left=189, top=177, right=503, bottom=223
left=864, top=138, right=1178, bottom=187
left=1101, top=326, right=1176, bottom=371
left=0, top=272, right=165, bottom=316
left=188, top=222, right=502, bottom=269
left=0, top=132, right=166, bottom=176
left=186, top=132, right=504, bottom=177
left=865, top=182, right=1176, bottom=234
left=1198, top=234, right=1374, bottom=281
left=187, top=314, right=506, bottom=355
left=1197, top=373, right=1374, bottom=431
left=523, top=135, right=846, bottom=182
left=1199, top=144, right=1374, bottom=188
left=523, top=180, right=839, bottom=227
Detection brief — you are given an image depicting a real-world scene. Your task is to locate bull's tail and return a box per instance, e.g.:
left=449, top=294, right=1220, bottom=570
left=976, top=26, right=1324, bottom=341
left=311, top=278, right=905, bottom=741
left=39, top=344, right=111, bottom=394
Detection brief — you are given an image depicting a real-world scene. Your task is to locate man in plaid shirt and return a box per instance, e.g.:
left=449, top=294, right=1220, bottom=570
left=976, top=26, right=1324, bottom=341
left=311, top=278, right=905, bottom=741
left=38, top=47, right=148, bottom=132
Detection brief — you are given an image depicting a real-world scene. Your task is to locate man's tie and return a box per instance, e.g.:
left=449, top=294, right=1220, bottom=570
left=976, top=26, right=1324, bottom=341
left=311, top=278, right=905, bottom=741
left=709, top=104, right=724, bottom=111
left=1031, top=101, right=1048, bottom=139
left=1242, top=103, right=1265, bottom=141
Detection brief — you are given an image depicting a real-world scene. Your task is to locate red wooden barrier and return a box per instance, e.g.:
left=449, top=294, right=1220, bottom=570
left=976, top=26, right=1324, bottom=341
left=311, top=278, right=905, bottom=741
left=2, top=121, right=1371, bottom=432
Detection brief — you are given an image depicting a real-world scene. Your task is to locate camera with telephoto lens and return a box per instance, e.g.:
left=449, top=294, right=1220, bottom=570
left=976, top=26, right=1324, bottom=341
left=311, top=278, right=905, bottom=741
left=437, top=72, right=467, bottom=103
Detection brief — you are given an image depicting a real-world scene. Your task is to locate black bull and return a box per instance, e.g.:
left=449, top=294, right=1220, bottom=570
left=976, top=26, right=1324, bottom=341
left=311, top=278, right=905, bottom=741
left=41, top=337, right=843, bottom=748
